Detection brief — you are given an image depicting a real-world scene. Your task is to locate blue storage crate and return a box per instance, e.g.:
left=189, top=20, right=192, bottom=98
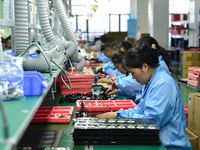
left=127, top=18, right=137, bottom=39
left=23, top=71, right=49, bottom=96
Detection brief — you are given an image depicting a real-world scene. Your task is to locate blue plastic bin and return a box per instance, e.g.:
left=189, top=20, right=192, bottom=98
left=23, top=71, right=49, bottom=96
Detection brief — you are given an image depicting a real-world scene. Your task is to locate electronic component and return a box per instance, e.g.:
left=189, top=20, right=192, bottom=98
left=72, top=117, right=160, bottom=145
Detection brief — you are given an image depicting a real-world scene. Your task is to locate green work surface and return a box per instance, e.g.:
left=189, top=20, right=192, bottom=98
left=92, top=145, right=166, bottom=150
left=0, top=65, right=61, bottom=150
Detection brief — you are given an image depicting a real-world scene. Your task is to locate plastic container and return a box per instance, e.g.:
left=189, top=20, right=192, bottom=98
left=23, top=71, right=49, bottom=96
left=31, top=106, right=74, bottom=123
left=76, top=100, right=137, bottom=112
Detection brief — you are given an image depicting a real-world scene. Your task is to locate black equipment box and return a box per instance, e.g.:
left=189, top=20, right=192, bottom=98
left=72, top=117, right=161, bottom=145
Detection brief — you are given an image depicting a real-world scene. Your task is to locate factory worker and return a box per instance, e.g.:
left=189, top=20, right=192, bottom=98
left=96, top=46, right=191, bottom=150
left=135, top=35, right=171, bottom=75
left=133, top=35, right=171, bottom=103
left=95, top=42, right=120, bottom=75
left=97, top=41, right=134, bottom=80
left=96, top=34, right=111, bottom=63
left=106, top=51, right=143, bottom=103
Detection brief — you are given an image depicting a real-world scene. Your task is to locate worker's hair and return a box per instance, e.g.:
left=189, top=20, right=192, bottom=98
left=112, top=51, right=126, bottom=64
left=101, top=42, right=115, bottom=52
left=99, top=33, right=111, bottom=44
left=134, top=36, right=171, bottom=69
left=6, top=35, right=11, bottom=41
left=115, top=40, right=133, bottom=52
left=123, top=46, right=159, bottom=69
left=1, top=37, right=6, bottom=43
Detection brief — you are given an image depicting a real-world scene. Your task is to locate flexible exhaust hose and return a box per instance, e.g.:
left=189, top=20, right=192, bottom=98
left=36, top=0, right=85, bottom=71
left=52, top=0, right=78, bottom=62
left=74, top=54, right=86, bottom=71
left=52, top=0, right=76, bottom=43
left=14, top=0, right=29, bottom=56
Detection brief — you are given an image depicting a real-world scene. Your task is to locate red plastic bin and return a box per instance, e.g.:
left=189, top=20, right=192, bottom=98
left=31, top=106, right=74, bottom=123
left=76, top=100, right=137, bottom=112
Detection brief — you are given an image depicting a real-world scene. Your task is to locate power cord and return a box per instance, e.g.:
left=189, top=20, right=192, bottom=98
left=19, top=42, right=53, bottom=77
left=52, top=60, right=72, bottom=90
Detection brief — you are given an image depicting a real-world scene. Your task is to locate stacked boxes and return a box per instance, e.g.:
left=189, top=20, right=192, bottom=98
left=187, top=93, right=200, bottom=149
left=188, top=93, right=200, bottom=137
left=60, top=70, right=95, bottom=95
left=182, top=51, right=200, bottom=78
left=187, top=66, right=200, bottom=87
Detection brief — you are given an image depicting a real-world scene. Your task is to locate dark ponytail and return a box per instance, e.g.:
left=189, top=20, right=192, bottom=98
left=123, top=46, right=159, bottom=69
left=135, top=36, right=171, bottom=70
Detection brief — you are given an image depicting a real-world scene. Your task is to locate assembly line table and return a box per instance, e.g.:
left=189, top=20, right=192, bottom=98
left=0, top=65, right=167, bottom=150
left=0, top=65, right=61, bottom=150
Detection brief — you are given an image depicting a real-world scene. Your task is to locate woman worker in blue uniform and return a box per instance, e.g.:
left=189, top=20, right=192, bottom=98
left=106, top=51, right=143, bottom=102
left=133, top=36, right=171, bottom=103
left=96, top=45, right=191, bottom=149
left=96, top=33, right=111, bottom=63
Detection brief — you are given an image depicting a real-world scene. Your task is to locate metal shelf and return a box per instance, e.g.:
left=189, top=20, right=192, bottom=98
left=178, top=81, right=199, bottom=91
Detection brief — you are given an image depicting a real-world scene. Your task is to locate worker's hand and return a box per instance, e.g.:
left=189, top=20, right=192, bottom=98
left=93, top=51, right=98, bottom=57
left=106, top=82, right=119, bottom=95
left=97, top=78, right=112, bottom=83
left=111, top=82, right=118, bottom=90
left=96, top=112, right=117, bottom=118
left=106, top=88, right=118, bottom=95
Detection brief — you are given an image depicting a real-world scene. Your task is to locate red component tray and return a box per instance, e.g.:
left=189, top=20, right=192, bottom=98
left=32, top=106, right=74, bottom=123
left=76, top=100, right=137, bottom=112
left=60, top=89, right=92, bottom=95
left=60, top=83, right=92, bottom=89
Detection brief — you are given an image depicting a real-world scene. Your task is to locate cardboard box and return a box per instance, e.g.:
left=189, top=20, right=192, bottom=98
left=182, top=52, right=200, bottom=61
left=182, top=68, right=188, bottom=78
left=186, top=52, right=200, bottom=61
left=107, top=32, right=127, bottom=45
left=188, top=93, right=200, bottom=137
left=182, top=61, right=200, bottom=69
left=186, top=128, right=199, bottom=150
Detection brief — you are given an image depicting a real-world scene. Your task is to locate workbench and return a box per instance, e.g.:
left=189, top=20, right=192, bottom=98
left=0, top=66, right=167, bottom=150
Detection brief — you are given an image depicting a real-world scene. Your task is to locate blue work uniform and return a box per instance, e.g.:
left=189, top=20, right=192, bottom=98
left=134, top=55, right=170, bottom=103
left=116, top=65, right=191, bottom=149
left=116, top=73, right=143, bottom=102
left=159, top=55, right=170, bottom=75
left=102, top=61, right=121, bottom=75
left=97, top=51, right=111, bottom=63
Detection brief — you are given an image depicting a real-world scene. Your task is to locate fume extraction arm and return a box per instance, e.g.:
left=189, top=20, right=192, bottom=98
left=14, top=0, right=85, bottom=72
left=36, top=0, right=86, bottom=71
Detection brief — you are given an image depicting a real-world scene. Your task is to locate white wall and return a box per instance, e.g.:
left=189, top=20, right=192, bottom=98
left=130, top=0, right=169, bottom=48
left=189, top=0, right=200, bottom=47
left=149, top=0, right=169, bottom=48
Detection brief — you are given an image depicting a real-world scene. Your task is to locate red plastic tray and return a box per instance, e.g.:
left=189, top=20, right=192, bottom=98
left=76, top=100, right=137, bottom=111
left=32, top=106, right=74, bottom=123
left=60, top=89, right=92, bottom=95
left=60, top=83, right=92, bottom=89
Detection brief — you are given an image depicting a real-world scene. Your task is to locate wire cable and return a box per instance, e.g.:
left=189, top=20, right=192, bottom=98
left=19, top=42, right=53, bottom=77
left=52, top=60, right=72, bottom=90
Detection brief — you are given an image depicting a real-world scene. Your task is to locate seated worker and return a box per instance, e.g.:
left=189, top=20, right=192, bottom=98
left=106, top=51, right=143, bottom=102
left=134, top=35, right=171, bottom=75
left=95, top=42, right=124, bottom=76
left=96, top=33, right=111, bottom=63
left=3, top=36, right=11, bottom=51
left=96, top=45, right=191, bottom=149
left=97, top=41, right=134, bottom=82
left=133, top=35, right=172, bottom=103
left=1, top=37, right=6, bottom=51
left=115, top=40, right=133, bottom=52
